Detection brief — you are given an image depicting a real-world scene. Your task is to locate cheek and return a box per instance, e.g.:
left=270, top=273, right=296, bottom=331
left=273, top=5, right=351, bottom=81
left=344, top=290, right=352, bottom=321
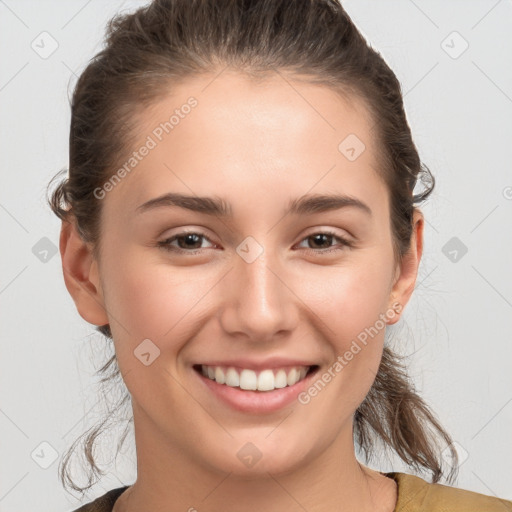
left=303, top=254, right=393, bottom=403
left=102, top=257, right=218, bottom=414
left=102, top=251, right=215, bottom=363
left=303, top=251, right=394, bottom=343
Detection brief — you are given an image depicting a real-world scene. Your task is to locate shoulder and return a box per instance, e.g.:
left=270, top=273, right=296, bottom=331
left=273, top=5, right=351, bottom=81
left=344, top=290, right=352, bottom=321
left=388, top=472, right=512, bottom=512
left=69, top=486, right=129, bottom=512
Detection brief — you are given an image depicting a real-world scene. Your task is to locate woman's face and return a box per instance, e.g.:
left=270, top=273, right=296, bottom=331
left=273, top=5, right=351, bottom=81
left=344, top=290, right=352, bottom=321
left=66, top=70, right=422, bottom=478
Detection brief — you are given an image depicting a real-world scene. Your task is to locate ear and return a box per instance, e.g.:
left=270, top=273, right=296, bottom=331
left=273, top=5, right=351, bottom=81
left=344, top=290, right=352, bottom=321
left=59, top=219, right=109, bottom=327
left=386, top=209, right=424, bottom=325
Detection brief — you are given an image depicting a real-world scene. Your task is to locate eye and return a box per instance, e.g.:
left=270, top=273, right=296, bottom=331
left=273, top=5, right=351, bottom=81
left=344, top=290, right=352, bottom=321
left=296, top=230, right=353, bottom=255
left=157, top=231, right=215, bottom=254
left=157, top=229, right=353, bottom=256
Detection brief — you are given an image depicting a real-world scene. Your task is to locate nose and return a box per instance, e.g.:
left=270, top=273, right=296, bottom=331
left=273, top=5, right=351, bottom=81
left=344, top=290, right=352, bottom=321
left=218, top=242, right=299, bottom=343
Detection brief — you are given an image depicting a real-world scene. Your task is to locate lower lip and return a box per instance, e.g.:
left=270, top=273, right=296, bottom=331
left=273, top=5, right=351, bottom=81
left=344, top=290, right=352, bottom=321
left=193, top=366, right=319, bottom=414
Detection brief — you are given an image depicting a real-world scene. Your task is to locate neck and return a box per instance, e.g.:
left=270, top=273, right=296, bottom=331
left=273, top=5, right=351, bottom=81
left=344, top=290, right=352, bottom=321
left=114, top=405, right=397, bottom=512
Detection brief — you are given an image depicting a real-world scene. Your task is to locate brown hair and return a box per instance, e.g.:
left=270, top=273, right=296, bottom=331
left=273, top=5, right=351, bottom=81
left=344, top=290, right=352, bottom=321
left=48, top=0, right=458, bottom=495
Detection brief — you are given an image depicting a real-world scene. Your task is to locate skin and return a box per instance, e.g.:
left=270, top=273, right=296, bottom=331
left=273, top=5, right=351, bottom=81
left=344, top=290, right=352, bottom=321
left=60, top=70, right=423, bottom=512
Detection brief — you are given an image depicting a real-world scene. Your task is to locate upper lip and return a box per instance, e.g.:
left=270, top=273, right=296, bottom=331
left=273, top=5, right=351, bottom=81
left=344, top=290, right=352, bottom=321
left=194, top=357, right=319, bottom=371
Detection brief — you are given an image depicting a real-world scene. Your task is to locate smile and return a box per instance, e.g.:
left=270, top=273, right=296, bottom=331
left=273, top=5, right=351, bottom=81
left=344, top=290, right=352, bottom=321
left=195, top=364, right=318, bottom=392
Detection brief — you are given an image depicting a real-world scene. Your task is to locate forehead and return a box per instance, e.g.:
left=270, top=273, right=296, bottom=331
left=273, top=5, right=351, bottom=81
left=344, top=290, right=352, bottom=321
left=103, top=70, right=387, bottom=221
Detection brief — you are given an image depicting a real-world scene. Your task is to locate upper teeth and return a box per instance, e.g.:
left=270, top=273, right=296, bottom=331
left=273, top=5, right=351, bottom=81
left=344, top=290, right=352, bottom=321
left=200, top=365, right=310, bottom=392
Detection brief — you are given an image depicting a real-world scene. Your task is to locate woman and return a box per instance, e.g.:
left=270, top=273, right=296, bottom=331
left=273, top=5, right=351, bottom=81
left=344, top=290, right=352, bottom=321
left=47, top=0, right=512, bottom=510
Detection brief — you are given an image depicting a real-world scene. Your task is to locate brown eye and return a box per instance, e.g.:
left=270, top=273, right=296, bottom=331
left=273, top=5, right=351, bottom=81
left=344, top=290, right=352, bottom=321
left=174, top=233, right=203, bottom=250
left=307, top=233, right=335, bottom=249
left=296, top=231, right=353, bottom=255
left=158, top=232, right=214, bottom=254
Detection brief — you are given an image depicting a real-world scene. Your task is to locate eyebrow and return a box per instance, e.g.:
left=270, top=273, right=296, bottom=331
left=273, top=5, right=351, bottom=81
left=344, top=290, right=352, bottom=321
left=135, top=192, right=372, bottom=217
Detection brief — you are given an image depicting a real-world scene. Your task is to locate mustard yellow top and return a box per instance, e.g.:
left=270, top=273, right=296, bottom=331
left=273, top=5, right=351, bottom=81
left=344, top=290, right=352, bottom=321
left=388, top=472, right=512, bottom=511
left=71, top=472, right=512, bottom=511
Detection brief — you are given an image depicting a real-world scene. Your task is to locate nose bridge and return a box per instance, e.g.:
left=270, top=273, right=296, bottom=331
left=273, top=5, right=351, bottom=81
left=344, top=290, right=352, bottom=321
left=220, top=236, right=298, bottom=339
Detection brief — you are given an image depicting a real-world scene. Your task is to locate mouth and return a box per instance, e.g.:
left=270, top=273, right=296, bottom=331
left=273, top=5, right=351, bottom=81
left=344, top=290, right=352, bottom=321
left=193, top=364, right=320, bottom=393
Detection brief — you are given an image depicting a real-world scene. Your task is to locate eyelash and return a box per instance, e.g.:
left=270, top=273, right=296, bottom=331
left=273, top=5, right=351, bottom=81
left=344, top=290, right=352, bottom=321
left=157, top=230, right=353, bottom=256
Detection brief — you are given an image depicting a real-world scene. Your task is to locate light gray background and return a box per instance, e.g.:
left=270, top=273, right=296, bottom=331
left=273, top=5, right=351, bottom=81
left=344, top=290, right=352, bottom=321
left=1, top=0, right=511, bottom=510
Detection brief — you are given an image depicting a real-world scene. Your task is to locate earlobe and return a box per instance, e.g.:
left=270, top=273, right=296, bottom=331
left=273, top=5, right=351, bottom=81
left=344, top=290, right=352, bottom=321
left=386, top=209, right=424, bottom=325
left=386, top=299, right=403, bottom=326
left=59, top=219, right=109, bottom=327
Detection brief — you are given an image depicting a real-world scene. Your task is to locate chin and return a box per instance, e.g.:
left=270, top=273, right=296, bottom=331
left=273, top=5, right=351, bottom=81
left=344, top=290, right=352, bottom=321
left=202, top=435, right=312, bottom=479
